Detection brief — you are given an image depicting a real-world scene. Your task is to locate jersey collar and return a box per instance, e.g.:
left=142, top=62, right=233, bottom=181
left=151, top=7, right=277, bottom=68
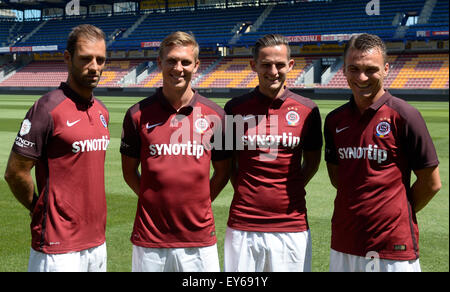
left=350, top=90, right=393, bottom=113
left=369, top=90, right=393, bottom=111
left=254, top=86, right=290, bottom=108
left=59, top=82, right=94, bottom=108
left=156, top=87, right=198, bottom=116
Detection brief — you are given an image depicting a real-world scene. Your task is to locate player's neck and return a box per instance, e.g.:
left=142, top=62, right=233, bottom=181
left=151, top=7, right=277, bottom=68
left=66, top=78, right=93, bottom=102
left=354, top=89, right=385, bottom=114
left=162, top=86, right=194, bottom=111
left=259, top=84, right=286, bottom=100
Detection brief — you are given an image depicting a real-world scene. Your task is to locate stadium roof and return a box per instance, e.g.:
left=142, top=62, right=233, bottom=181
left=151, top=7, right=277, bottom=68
left=0, top=0, right=124, bottom=11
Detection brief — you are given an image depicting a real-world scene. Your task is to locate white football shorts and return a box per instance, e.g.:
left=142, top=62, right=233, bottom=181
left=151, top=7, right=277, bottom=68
left=224, top=227, right=312, bottom=272
left=28, top=242, right=107, bottom=272
left=132, top=244, right=220, bottom=272
left=329, top=248, right=421, bottom=272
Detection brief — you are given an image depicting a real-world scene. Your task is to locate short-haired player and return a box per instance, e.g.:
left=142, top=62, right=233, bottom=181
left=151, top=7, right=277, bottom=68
left=120, top=31, right=231, bottom=272
left=324, top=33, right=441, bottom=272
left=223, top=34, right=323, bottom=272
left=4, top=24, right=109, bottom=272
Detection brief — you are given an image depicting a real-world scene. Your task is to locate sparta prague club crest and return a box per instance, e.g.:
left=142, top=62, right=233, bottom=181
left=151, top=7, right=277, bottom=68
left=285, top=109, right=300, bottom=126
left=19, top=119, right=32, bottom=136
left=376, top=121, right=391, bottom=137
left=99, top=113, right=108, bottom=128
left=194, top=117, right=209, bottom=134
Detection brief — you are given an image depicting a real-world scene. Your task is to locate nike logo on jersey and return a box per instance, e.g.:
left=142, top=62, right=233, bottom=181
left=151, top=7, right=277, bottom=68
left=67, top=119, right=81, bottom=127
left=336, top=126, right=349, bottom=133
left=146, top=122, right=163, bottom=129
left=242, top=115, right=256, bottom=121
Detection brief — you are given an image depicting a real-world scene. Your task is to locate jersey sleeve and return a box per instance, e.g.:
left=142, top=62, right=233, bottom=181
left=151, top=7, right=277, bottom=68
left=403, top=107, right=439, bottom=170
left=120, top=108, right=141, bottom=158
left=12, top=100, right=53, bottom=160
left=301, top=106, right=323, bottom=151
left=324, top=114, right=338, bottom=165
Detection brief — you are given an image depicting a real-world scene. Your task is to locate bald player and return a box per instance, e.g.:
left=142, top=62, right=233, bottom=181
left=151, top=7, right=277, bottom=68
left=324, top=33, right=441, bottom=272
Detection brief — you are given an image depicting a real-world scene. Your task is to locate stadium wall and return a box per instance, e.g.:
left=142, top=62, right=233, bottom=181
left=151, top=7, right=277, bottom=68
left=0, top=86, right=448, bottom=101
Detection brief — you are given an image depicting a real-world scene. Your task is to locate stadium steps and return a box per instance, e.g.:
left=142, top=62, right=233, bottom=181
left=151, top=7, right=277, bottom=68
left=196, top=57, right=252, bottom=88
left=192, top=56, right=223, bottom=86
left=98, top=60, right=144, bottom=87
left=5, top=22, right=20, bottom=46
left=229, top=4, right=275, bottom=45
left=130, top=61, right=156, bottom=86
left=20, top=20, right=47, bottom=44
left=144, top=72, right=163, bottom=88
left=249, top=4, right=275, bottom=33
left=319, top=58, right=343, bottom=87
left=418, top=0, right=438, bottom=24
left=286, top=57, right=312, bottom=88
left=393, top=26, right=408, bottom=39
left=0, top=61, right=28, bottom=83
left=122, top=14, right=149, bottom=39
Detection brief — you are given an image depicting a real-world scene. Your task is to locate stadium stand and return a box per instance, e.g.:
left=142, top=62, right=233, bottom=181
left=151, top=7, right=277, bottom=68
left=127, top=56, right=218, bottom=88
left=196, top=57, right=255, bottom=88
left=137, top=67, right=163, bottom=88
left=0, top=59, right=143, bottom=87
left=0, top=20, right=13, bottom=47
left=194, top=56, right=317, bottom=88
left=0, top=61, right=66, bottom=87
left=405, top=0, right=449, bottom=40
left=0, top=0, right=448, bottom=92
left=3, top=52, right=446, bottom=90
left=98, top=59, right=142, bottom=87
left=389, top=53, right=449, bottom=89
left=6, top=0, right=446, bottom=50
left=110, top=6, right=266, bottom=50
left=286, top=57, right=317, bottom=88
left=239, top=0, right=436, bottom=45
left=16, top=14, right=138, bottom=49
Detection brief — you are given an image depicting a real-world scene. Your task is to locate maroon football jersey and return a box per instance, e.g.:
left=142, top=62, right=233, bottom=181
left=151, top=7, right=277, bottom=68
left=120, top=88, right=226, bottom=248
left=324, top=91, right=439, bottom=260
left=12, top=83, right=110, bottom=254
left=224, top=87, right=323, bottom=232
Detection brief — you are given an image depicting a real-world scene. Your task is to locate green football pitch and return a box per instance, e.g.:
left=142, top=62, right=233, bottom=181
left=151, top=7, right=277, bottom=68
left=0, top=94, right=448, bottom=272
